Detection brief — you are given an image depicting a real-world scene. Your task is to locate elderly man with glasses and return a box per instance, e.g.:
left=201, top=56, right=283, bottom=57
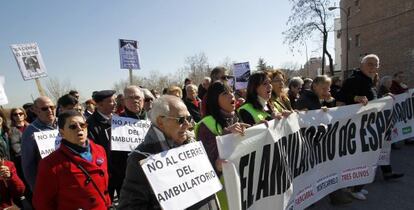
left=21, top=96, right=57, bottom=191
left=111, top=85, right=147, bottom=201
left=119, top=95, right=219, bottom=210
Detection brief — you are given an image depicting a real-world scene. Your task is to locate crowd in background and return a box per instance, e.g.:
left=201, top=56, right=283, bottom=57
left=0, top=54, right=412, bottom=209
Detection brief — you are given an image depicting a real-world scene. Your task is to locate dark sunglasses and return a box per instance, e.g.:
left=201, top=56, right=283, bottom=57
left=162, top=115, right=193, bottom=125
left=40, top=106, right=55, bottom=112
left=68, top=122, right=88, bottom=130
left=13, top=112, right=24, bottom=117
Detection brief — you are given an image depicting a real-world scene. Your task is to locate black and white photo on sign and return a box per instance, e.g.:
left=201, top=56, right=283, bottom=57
left=233, top=62, right=251, bottom=90
left=23, top=56, right=41, bottom=73
left=10, top=42, right=48, bottom=81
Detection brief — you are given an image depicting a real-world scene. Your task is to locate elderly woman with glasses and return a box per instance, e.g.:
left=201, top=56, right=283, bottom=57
left=33, top=110, right=111, bottom=210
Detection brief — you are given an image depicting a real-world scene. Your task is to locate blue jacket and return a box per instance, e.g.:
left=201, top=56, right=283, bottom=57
left=21, top=119, right=56, bottom=190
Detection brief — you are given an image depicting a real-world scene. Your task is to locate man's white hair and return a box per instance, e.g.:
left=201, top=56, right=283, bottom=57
left=361, top=54, right=380, bottom=65
left=123, top=85, right=144, bottom=98
left=149, top=95, right=182, bottom=126
left=203, top=77, right=211, bottom=82
left=288, top=77, right=304, bottom=88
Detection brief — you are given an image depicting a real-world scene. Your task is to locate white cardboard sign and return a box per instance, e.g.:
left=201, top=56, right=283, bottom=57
left=141, top=141, right=222, bottom=210
left=34, top=130, right=60, bottom=158
left=111, top=115, right=151, bottom=151
left=10, top=43, right=48, bottom=81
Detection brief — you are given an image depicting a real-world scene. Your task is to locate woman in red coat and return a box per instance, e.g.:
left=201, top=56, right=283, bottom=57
left=33, top=110, right=111, bottom=210
left=0, top=158, right=25, bottom=209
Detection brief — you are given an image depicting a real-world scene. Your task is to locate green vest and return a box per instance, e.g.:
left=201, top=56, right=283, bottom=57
left=237, top=103, right=270, bottom=124
left=194, top=115, right=223, bottom=138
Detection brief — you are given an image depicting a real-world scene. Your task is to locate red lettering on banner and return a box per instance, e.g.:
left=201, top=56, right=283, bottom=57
left=295, top=190, right=314, bottom=205
left=342, top=173, right=352, bottom=181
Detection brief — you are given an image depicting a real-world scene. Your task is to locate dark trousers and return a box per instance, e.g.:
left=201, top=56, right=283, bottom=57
left=381, top=165, right=392, bottom=174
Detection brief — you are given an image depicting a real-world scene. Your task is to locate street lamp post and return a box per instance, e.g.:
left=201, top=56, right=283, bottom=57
left=328, top=6, right=349, bottom=78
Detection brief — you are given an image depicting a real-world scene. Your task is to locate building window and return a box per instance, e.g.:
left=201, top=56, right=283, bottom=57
left=355, top=34, right=361, bottom=47
left=355, top=0, right=360, bottom=6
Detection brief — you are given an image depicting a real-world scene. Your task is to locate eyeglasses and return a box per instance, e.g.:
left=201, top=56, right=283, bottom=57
left=126, top=96, right=142, bottom=100
left=40, top=106, right=55, bottom=112
left=162, top=115, right=193, bottom=125
left=12, top=112, right=24, bottom=117
left=68, top=122, right=88, bottom=130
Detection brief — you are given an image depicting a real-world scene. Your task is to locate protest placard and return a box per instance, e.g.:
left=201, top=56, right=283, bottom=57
left=234, top=62, right=251, bottom=90
left=217, top=97, right=394, bottom=210
left=390, top=89, right=414, bottom=143
left=119, top=39, right=141, bottom=69
left=141, top=141, right=222, bottom=210
left=111, top=115, right=151, bottom=151
left=10, top=43, right=48, bottom=81
left=34, top=130, right=60, bottom=158
left=0, top=76, right=8, bottom=105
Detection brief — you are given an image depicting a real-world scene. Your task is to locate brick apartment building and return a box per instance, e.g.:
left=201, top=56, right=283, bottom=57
left=339, top=0, right=414, bottom=86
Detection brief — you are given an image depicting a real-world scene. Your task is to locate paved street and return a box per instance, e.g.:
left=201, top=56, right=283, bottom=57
left=315, top=142, right=414, bottom=210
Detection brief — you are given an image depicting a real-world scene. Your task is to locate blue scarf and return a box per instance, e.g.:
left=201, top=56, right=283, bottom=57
left=62, top=139, right=92, bottom=162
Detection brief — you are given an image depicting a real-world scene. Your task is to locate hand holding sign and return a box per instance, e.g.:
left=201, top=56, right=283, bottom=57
left=0, top=159, right=10, bottom=179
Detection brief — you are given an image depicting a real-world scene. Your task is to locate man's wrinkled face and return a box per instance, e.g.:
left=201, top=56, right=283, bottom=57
left=34, top=98, right=56, bottom=124
left=157, top=102, right=191, bottom=145
left=124, top=88, right=144, bottom=113
left=97, top=96, right=116, bottom=115
left=361, top=58, right=379, bottom=79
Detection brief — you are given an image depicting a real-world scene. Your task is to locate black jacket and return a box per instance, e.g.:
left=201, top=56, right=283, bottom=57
left=118, top=126, right=219, bottom=210
left=296, top=90, right=336, bottom=111
left=336, top=71, right=377, bottom=105
left=110, top=108, right=147, bottom=190
left=183, top=98, right=202, bottom=123
left=87, top=111, right=112, bottom=163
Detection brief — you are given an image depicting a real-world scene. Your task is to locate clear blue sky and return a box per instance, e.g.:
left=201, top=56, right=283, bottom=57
left=0, top=0, right=338, bottom=107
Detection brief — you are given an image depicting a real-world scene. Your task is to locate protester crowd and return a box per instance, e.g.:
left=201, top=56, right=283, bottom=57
left=0, top=53, right=412, bottom=209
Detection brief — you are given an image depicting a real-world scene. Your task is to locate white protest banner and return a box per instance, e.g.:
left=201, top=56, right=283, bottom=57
left=34, top=130, right=60, bottom=158
left=234, top=62, right=251, bottom=90
left=10, top=43, right=47, bottom=81
left=390, top=89, right=414, bottom=143
left=217, top=97, right=393, bottom=210
left=0, top=76, right=8, bottom=105
left=111, top=115, right=151, bottom=151
left=119, top=39, right=141, bottom=69
left=377, top=139, right=391, bottom=165
left=141, top=141, right=222, bottom=210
